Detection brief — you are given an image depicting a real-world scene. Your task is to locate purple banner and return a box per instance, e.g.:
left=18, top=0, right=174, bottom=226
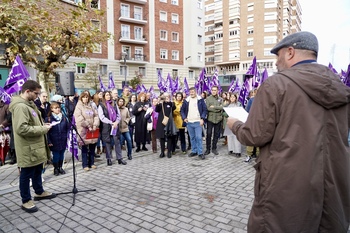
left=4, top=55, right=30, bottom=95
left=108, top=72, right=115, bottom=90
left=98, top=76, right=107, bottom=92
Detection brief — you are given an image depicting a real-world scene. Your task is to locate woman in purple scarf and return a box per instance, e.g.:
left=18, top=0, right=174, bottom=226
left=97, top=91, right=127, bottom=166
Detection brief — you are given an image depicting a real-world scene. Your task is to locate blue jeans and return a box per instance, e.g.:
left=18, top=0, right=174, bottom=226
left=129, top=125, right=135, bottom=146
left=120, top=132, right=132, bottom=156
left=81, top=143, right=96, bottom=168
left=187, top=122, right=203, bottom=155
left=52, top=149, right=65, bottom=163
left=19, top=163, right=45, bottom=203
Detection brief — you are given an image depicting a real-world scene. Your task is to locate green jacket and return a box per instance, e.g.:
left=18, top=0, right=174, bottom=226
left=205, top=95, right=223, bottom=124
left=9, top=96, right=51, bottom=168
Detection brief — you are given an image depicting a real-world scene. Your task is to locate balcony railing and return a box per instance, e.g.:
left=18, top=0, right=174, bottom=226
left=120, top=53, right=147, bottom=63
left=119, top=11, right=147, bottom=24
left=119, top=33, right=147, bottom=44
left=124, top=0, right=147, bottom=4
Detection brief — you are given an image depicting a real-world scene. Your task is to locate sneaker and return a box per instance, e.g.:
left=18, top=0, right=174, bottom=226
left=198, top=154, right=205, bottom=160
left=212, top=149, right=219, bottom=155
left=91, top=165, right=97, bottom=169
left=182, top=151, right=186, bottom=154
left=188, top=152, right=198, bottom=157
left=22, top=200, right=38, bottom=213
left=204, top=150, right=210, bottom=156
left=244, top=156, right=252, bottom=163
left=34, top=191, right=57, bottom=201
left=83, top=167, right=90, bottom=172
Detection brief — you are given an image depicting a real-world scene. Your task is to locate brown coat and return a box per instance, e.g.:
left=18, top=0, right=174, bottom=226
left=119, top=106, right=130, bottom=133
left=73, top=100, right=100, bottom=145
left=232, top=63, right=350, bottom=233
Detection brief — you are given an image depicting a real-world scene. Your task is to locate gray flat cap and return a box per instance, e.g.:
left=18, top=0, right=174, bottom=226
left=270, top=31, right=318, bottom=55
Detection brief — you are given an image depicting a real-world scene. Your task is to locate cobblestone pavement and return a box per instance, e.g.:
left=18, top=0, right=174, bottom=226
left=0, top=141, right=257, bottom=233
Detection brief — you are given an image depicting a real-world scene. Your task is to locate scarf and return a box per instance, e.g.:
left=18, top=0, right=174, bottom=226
left=106, top=100, right=117, bottom=122
left=52, top=113, right=63, bottom=122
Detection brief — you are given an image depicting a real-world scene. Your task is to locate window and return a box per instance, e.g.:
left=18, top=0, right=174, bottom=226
left=215, top=33, right=223, bottom=39
left=171, top=0, right=178, bottom=5
left=247, top=51, right=254, bottom=57
left=265, top=12, right=277, bottom=20
left=171, top=14, right=179, bottom=24
left=100, top=64, right=107, bottom=75
left=120, top=65, right=128, bottom=76
left=264, top=24, right=277, bottom=32
left=160, top=11, right=167, bottom=22
left=247, top=28, right=254, bottom=34
left=134, top=27, right=142, bottom=40
left=157, top=68, right=163, bottom=76
left=91, top=0, right=99, bottom=9
left=247, top=3, right=254, bottom=11
left=160, top=30, right=167, bottom=40
left=247, top=15, right=254, bottom=23
left=160, top=0, right=167, bottom=2
left=139, top=67, right=146, bottom=76
left=93, top=43, right=102, bottom=53
left=134, top=6, right=142, bottom=20
left=247, top=38, right=254, bottom=46
left=264, top=36, right=277, bottom=44
left=91, top=20, right=100, bottom=31
left=121, top=4, right=130, bottom=18
left=229, top=40, right=240, bottom=48
left=172, top=50, right=179, bottom=60
left=197, top=52, right=202, bottom=62
left=197, top=0, right=202, bottom=9
left=172, top=69, right=178, bottom=77
left=197, top=17, right=202, bottom=27
left=122, top=45, right=131, bottom=58
left=189, top=70, right=194, bottom=79
left=230, top=30, right=239, bottom=36
left=121, top=25, right=130, bottom=39
left=172, top=32, right=179, bottom=42
left=264, top=49, right=273, bottom=56
left=197, top=35, right=202, bottom=44
left=135, top=47, right=143, bottom=61
left=160, top=49, right=168, bottom=59
left=76, top=63, right=86, bottom=74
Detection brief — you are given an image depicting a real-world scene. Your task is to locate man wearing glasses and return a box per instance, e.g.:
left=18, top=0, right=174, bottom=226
left=9, top=80, right=56, bottom=213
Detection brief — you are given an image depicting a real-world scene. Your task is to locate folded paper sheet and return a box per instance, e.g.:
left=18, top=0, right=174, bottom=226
left=223, top=107, right=249, bottom=136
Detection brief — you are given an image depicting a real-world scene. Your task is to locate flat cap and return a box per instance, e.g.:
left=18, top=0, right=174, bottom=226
left=270, top=31, right=318, bottom=55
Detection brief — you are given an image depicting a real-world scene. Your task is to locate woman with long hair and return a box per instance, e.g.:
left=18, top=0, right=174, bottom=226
left=98, top=91, right=127, bottom=166
left=92, top=91, right=104, bottom=155
left=126, top=94, right=137, bottom=148
left=117, top=97, right=132, bottom=160
left=73, top=92, right=100, bottom=171
left=173, top=92, right=186, bottom=154
left=132, top=92, right=150, bottom=152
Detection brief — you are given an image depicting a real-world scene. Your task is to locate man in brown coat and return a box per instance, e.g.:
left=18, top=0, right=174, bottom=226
left=227, top=31, right=350, bottom=232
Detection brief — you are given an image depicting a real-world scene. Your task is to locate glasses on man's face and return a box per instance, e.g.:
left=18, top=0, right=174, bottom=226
left=32, top=91, right=40, bottom=95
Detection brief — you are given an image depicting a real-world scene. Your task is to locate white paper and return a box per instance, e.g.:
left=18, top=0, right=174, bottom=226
left=50, top=121, right=60, bottom=127
left=223, top=107, right=249, bottom=136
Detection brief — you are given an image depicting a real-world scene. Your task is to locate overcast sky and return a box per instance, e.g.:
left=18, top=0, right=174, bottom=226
left=298, top=0, right=350, bottom=71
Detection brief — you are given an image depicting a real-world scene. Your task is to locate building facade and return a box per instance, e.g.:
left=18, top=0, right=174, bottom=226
left=204, top=0, right=301, bottom=89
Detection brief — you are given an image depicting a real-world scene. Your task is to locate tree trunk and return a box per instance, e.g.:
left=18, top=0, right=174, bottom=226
left=37, top=71, right=50, bottom=95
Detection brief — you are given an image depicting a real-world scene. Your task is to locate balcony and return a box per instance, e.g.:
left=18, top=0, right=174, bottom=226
left=119, top=33, right=148, bottom=45
left=119, top=11, right=147, bottom=25
left=120, top=53, right=148, bottom=65
left=124, top=0, right=147, bottom=4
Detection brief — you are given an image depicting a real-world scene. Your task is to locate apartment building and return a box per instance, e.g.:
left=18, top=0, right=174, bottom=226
left=204, top=0, right=301, bottom=88
left=55, top=0, right=205, bottom=91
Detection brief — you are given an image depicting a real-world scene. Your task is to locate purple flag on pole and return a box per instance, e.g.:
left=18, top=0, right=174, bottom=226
left=238, top=77, right=253, bottom=108
left=98, top=76, right=107, bottom=91
left=260, top=68, right=269, bottom=84
left=328, top=63, right=338, bottom=74
left=183, top=77, right=190, bottom=96
left=232, top=79, right=241, bottom=93
left=343, top=64, right=350, bottom=87
left=0, top=87, right=12, bottom=104
left=4, top=55, right=30, bottom=95
left=108, top=72, right=115, bottom=90
left=227, top=78, right=236, bottom=93
left=211, top=69, right=222, bottom=94
left=246, top=56, right=257, bottom=76
left=67, top=117, right=79, bottom=160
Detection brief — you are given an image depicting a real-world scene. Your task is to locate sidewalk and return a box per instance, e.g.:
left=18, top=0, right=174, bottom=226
left=0, top=142, right=257, bottom=233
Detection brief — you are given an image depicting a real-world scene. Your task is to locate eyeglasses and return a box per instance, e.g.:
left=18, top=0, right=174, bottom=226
left=32, top=91, right=40, bottom=95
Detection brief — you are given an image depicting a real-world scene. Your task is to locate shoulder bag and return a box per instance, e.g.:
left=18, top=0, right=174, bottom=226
left=162, top=103, right=169, bottom=126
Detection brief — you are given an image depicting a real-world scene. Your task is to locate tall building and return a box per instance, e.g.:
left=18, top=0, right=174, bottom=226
left=56, top=0, right=206, bottom=92
left=204, top=0, right=301, bottom=89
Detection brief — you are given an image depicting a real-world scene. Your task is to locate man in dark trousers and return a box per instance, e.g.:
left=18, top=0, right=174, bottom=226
left=9, top=80, right=56, bottom=213
left=227, top=31, right=350, bottom=232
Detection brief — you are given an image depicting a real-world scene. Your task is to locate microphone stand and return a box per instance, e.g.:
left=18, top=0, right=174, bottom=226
left=56, top=98, right=96, bottom=205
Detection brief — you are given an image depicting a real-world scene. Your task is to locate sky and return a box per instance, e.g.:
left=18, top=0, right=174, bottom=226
left=298, top=0, right=350, bottom=71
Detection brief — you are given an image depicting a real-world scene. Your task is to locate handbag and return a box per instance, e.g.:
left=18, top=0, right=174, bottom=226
left=161, top=103, right=169, bottom=126
left=86, top=128, right=99, bottom=139
left=147, top=122, right=153, bottom=131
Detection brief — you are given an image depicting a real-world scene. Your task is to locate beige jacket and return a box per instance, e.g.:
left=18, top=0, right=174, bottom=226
left=118, top=106, right=130, bottom=133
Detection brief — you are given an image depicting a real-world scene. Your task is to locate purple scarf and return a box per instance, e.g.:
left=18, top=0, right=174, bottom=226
left=106, top=100, right=117, bottom=122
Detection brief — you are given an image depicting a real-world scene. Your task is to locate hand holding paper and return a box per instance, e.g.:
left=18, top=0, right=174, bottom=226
left=223, top=107, right=248, bottom=136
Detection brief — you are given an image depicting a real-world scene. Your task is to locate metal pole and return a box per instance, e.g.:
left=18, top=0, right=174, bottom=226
left=124, top=56, right=127, bottom=86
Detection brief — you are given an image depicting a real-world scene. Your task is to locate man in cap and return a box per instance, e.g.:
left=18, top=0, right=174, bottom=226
left=227, top=31, right=350, bottom=232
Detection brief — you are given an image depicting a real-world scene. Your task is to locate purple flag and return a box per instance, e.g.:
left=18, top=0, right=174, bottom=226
left=67, top=117, right=79, bottom=160
left=238, top=77, right=253, bottom=108
left=173, top=77, right=179, bottom=93
left=0, top=87, right=12, bottom=104
left=4, top=55, right=30, bottom=95
left=108, top=72, right=115, bottom=90
left=260, top=68, right=269, bottom=84
left=343, top=64, right=350, bottom=87
left=246, top=56, right=257, bottom=76
left=166, top=73, right=173, bottom=93
left=227, top=78, right=236, bottom=93
left=211, top=69, right=222, bottom=94
left=328, top=63, right=338, bottom=74
left=157, top=69, right=166, bottom=92
left=232, top=79, right=241, bottom=93
left=183, top=77, right=190, bottom=96
left=98, top=76, right=107, bottom=92
left=196, top=68, right=206, bottom=95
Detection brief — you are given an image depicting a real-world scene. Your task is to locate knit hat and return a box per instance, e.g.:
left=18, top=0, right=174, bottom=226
left=270, top=31, right=318, bottom=55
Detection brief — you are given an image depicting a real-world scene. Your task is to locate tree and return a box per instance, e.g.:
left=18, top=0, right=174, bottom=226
left=129, top=71, right=143, bottom=90
left=0, top=0, right=110, bottom=91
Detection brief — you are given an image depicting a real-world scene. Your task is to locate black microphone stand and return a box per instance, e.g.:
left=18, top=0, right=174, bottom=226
left=56, top=97, right=96, bottom=205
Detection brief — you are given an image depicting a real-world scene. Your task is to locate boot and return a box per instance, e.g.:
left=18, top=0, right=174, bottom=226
left=118, top=159, right=127, bottom=165
left=107, top=159, right=112, bottom=166
left=53, top=163, right=59, bottom=176
left=167, top=151, right=172, bottom=158
left=58, top=160, right=66, bottom=174
left=127, top=154, right=132, bottom=160
left=141, top=145, right=148, bottom=151
left=136, top=146, right=141, bottom=152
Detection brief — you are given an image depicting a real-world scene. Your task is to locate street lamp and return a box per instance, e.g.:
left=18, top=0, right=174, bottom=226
left=122, top=52, right=127, bottom=87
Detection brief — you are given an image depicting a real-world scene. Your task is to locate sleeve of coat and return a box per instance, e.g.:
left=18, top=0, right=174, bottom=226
left=74, top=102, right=88, bottom=128
left=92, top=107, right=100, bottom=127
left=180, top=101, right=187, bottom=120
left=231, top=80, right=279, bottom=147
